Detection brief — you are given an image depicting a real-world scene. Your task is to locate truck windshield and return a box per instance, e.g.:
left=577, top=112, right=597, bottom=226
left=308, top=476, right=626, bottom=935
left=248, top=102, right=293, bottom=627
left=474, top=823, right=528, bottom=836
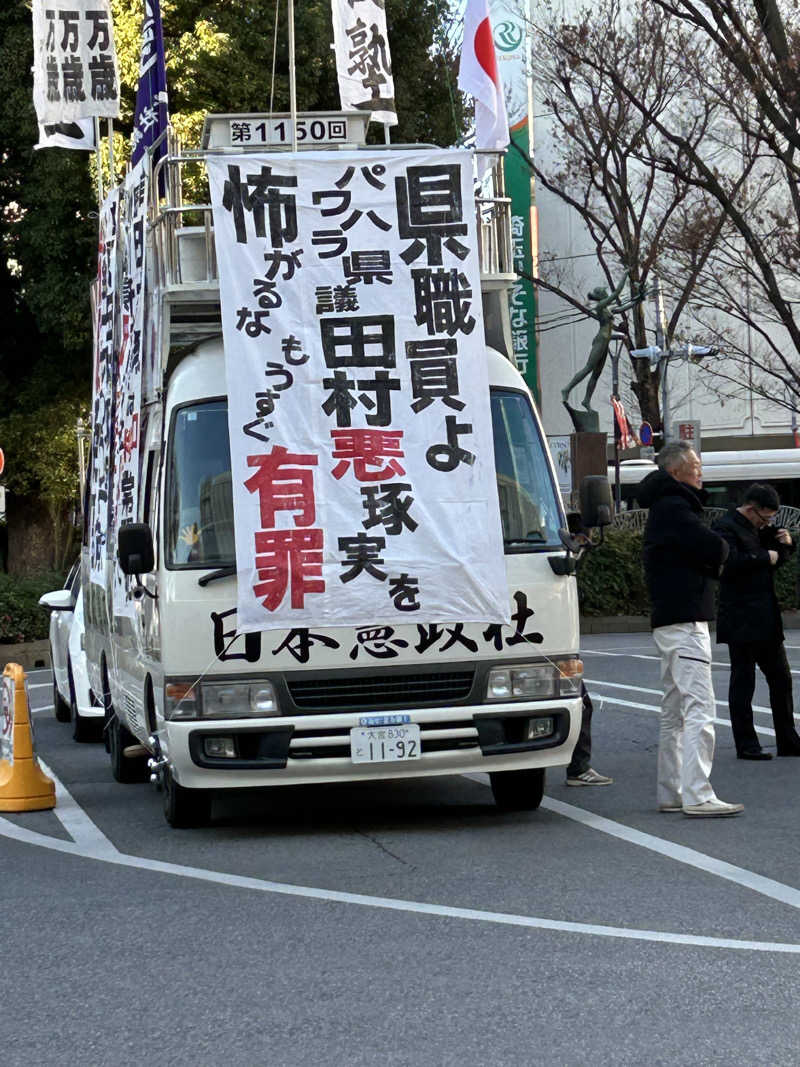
left=167, top=389, right=563, bottom=567
left=167, top=400, right=235, bottom=567
left=490, top=388, right=564, bottom=549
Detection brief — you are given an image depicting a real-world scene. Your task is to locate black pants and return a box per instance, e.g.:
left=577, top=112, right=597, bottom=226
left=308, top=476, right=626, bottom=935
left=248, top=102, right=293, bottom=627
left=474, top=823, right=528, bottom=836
left=727, top=640, right=800, bottom=755
left=567, top=682, right=593, bottom=776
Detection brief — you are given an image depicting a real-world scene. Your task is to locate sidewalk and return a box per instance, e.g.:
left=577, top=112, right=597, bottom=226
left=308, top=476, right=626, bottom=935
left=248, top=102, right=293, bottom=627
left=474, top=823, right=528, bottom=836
left=581, top=611, right=800, bottom=634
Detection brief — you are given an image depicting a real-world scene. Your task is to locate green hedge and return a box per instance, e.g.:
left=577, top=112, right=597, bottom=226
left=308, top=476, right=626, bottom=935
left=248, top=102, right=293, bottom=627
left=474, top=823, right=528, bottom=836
left=577, top=528, right=799, bottom=617
left=0, top=572, right=69, bottom=644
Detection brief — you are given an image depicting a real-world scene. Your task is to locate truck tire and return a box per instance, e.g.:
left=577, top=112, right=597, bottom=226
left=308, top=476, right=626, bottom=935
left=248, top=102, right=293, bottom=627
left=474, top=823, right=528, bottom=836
left=109, top=714, right=149, bottom=783
left=490, top=768, right=545, bottom=811
left=53, top=673, right=71, bottom=723
left=162, top=768, right=212, bottom=829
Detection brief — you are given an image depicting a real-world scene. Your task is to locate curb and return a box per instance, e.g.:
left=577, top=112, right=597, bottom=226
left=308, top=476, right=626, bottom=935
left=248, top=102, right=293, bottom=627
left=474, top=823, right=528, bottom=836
left=581, top=611, right=800, bottom=635
left=0, top=640, right=50, bottom=671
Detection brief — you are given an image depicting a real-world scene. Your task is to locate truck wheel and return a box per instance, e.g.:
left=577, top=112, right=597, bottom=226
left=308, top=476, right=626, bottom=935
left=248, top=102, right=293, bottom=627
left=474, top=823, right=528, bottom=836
left=109, top=714, right=148, bottom=784
left=490, top=768, right=545, bottom=811
left=52, top=672, right=70, bottom=723
left=162, top=768, right=211, bottom=829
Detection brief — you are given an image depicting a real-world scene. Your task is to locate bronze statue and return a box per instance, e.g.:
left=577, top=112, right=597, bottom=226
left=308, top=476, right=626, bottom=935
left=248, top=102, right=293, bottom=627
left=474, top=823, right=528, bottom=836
left=562, top=269, right=644, bottom=433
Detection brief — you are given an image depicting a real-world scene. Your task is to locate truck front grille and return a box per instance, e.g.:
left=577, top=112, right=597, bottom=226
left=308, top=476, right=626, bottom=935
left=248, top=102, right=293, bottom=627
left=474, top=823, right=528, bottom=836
left=286, top=669, right=476, bottom=712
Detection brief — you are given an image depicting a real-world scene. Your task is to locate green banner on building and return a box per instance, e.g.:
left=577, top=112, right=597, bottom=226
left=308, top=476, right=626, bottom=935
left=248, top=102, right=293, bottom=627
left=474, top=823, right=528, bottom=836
left=490, top=0, right=539, bottom=404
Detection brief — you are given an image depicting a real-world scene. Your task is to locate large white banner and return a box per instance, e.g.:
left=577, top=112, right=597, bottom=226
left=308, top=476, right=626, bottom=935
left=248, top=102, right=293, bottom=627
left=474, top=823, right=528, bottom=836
left=207, top=149, right=509, bottom=633
left=111, top=161, right=149, bottom=616
left=331, top=0, right=397, bottom=126
left=89, top=190, right=118, bottom=587
left=32, top=0, right=120, bottom=124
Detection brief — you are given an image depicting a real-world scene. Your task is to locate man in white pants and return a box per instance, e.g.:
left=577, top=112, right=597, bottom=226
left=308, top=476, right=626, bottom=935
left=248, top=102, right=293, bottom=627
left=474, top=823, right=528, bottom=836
left=637, top=442, right=743, bottom=817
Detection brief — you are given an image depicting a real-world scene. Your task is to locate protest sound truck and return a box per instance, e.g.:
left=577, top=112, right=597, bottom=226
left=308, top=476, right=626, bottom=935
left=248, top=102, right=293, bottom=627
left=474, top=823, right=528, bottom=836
left=84, top=112, right=611, bottom=827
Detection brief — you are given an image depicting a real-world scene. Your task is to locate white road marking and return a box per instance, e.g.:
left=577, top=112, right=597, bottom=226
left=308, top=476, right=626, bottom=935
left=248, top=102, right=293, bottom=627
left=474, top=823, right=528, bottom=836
left=1, top=811, right=799, bottom=955
left=1, top=765, right=799, bottom=955
left=585, top=678, right=778, bottom=717
left=27, top=682, right=51, bottom=691
left=587, top=693, right=776, bottom=738
left=583, top=648, right=800, bottom=676
left=37, top=758, right=119, bottom=856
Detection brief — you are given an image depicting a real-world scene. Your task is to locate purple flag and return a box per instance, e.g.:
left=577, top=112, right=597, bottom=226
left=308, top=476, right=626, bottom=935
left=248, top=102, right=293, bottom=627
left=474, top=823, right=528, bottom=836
left=131, top=0, right=168, bottom=170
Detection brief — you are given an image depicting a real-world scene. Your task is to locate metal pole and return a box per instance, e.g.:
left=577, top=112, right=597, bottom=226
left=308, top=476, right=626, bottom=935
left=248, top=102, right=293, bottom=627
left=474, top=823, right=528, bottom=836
left=107, top=118, right=115, bottom=187
left=661, top=357, right=670, bottom=445
left=93, top=118, right=104, bottom=205
left=611, top=341, right=621, bottom=512
left=383, top=124, right=391, bottom=146
left=288, top=0, right=298, bottom=152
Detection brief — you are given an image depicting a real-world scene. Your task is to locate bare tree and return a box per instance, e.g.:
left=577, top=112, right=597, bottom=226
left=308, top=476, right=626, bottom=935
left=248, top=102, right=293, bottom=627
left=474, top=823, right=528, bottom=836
left=525, top=0, right=742, bottom=431
left=548, top=0, right=800, bottom=415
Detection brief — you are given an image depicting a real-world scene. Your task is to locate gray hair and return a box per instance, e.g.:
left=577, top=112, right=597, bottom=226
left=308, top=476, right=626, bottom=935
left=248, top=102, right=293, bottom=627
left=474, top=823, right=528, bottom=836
left=657, top=440, right=696, bottom=473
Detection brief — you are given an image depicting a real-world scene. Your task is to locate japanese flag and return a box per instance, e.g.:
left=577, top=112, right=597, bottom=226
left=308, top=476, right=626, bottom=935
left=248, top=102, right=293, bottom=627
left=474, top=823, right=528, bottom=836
left=458, top=0, right=509, bottom=170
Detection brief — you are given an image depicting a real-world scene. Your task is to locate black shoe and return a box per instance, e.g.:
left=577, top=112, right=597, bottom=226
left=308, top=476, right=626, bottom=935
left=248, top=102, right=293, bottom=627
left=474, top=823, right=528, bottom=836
left=776, top=748, right=800, bottom=757
left=737, top=750, right=773, bottom=760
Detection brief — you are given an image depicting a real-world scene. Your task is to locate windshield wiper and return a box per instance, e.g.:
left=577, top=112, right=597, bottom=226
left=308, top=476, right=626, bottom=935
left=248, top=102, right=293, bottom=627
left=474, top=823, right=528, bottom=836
left=198, top=564, right=237, bottom=587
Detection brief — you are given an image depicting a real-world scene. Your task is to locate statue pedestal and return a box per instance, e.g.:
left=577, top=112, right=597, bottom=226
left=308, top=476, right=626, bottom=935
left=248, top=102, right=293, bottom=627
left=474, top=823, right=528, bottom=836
left=571, top=432, right=608, bottom=500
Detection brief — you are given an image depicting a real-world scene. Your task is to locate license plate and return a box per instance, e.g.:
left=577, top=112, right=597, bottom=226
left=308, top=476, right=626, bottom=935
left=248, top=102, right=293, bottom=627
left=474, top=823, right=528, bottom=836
left=350, top=724, right=421, bottom=764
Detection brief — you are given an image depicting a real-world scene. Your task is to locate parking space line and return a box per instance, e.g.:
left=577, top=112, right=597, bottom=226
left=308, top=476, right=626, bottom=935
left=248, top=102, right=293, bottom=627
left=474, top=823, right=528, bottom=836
left=585, top=678, right=780, bottom=718
left=1, top=806, right=799, bottom=954
left=587, top=692, right=776, bottom=738
left=583, top=648, right=800, bottom=675
left=37, top=759, right=119, bottom=856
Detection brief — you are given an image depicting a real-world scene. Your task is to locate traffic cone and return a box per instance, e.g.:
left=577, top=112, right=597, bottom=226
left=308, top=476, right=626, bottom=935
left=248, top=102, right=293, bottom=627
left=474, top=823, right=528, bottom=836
left=0, top=663, right=55, bottom=811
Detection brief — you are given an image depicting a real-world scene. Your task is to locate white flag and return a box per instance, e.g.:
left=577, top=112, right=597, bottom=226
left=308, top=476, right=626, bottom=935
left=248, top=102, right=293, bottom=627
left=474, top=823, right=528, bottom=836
left=331, top=0, right=398, bottom=126
left=35, top=118, right=95, bottom=151
left=458, top=0, right=509, bottom=166
left=32, top=0, right=120, bottom=125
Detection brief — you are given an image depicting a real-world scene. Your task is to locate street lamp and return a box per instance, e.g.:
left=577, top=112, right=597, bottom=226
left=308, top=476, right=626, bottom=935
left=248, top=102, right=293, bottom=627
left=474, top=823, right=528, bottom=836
left=630, top=343, right=719, bottom=446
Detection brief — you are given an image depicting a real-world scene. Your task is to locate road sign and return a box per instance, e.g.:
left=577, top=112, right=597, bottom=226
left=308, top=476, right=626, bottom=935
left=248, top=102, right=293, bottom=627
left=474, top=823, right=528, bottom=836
left=639, top=422, right=653, bottom=446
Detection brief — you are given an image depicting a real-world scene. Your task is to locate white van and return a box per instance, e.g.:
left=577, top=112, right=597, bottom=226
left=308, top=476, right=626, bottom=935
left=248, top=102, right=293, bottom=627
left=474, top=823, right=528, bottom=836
left=85, top=117, right=610, bottom=826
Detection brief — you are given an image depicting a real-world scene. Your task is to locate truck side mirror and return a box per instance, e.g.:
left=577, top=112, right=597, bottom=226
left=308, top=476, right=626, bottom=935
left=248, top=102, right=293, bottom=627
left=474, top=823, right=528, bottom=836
left=118, top=523, right=155, bottom=575
left=580, top=475, right=614, bottom=529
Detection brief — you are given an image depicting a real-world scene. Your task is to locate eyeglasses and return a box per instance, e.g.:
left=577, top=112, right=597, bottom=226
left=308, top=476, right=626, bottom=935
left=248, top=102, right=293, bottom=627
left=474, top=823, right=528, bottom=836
left=753, top=508, right=778, bottom=525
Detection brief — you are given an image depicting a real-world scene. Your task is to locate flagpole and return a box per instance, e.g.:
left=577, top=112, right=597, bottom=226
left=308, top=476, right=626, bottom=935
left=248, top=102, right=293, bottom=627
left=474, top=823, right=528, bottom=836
left=94, top=118, right=104, bottom=205
left=288, top=0, right=298, bottom=151
left=107, top=118, right=115, bottom=187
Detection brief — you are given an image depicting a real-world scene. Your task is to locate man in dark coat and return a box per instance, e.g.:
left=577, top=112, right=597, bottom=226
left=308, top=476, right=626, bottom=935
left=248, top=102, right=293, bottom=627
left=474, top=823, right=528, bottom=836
left=638, top=441, right=742, bottom=817
left=712, top=483, right=800, bottom=759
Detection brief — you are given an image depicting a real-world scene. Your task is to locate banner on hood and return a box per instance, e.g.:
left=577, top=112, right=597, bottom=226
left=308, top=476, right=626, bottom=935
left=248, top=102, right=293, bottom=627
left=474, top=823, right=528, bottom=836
left=206, top=149, right=508, bottom=633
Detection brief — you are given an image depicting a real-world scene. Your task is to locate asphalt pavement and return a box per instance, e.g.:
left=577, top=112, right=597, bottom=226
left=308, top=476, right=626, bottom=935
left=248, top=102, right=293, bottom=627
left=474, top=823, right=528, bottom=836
left=1, top=633, right=800, bottom=1066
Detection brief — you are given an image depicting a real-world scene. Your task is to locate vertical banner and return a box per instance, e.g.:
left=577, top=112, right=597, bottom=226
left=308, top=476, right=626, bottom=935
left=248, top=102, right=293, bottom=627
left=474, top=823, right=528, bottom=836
left=207, top=149, right=508, bottom=633
left=111, top=161, right=149, bottom=616
left=131, top=0, right=169, bottom=172
left=489, top=0, right=538, bottom=403
left=330, top=0, right=398, bottom=126
left=32, top=0, right=120, bottom=124
left=89, top=190, right=119, bottom=587
left=35, top=117, right=95, bottom=151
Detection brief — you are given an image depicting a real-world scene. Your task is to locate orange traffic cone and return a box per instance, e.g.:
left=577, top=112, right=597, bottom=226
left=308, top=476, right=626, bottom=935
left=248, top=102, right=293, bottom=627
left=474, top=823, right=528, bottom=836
left=0, top=663, right=55, bottom=811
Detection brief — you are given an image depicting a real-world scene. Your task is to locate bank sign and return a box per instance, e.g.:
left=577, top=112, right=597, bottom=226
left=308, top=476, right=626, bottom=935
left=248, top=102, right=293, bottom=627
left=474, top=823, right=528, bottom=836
left=489, top=0, right=538, bottom=404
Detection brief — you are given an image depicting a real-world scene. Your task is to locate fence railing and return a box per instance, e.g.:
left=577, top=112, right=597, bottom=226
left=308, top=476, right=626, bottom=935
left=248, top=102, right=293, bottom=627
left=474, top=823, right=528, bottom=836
left=613, top=506, right=800, bottom=531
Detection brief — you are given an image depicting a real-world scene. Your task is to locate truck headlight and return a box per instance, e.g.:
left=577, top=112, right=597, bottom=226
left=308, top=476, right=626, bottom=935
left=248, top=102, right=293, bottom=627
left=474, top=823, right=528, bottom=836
left=486, top=664, right=555, bottom=701
left=200, top=681, right=278, bottom=719
left=484, top=659, right=583, bottom=702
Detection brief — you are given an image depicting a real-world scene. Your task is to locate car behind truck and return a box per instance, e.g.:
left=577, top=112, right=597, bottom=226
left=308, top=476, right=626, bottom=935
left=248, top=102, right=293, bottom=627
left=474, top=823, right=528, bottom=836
left=84, top=113, right=610, bottom=826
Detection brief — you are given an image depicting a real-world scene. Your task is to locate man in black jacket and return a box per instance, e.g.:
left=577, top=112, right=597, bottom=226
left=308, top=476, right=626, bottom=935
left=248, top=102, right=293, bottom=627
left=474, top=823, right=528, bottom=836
left=639, top=442, right=742, bottom=816
left=712, top=483, right=800, bottom=759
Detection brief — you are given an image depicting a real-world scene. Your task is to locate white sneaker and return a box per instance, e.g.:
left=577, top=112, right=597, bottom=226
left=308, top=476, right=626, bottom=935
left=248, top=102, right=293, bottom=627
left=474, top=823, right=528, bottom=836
left=682, top=798, right=744, bottom=817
